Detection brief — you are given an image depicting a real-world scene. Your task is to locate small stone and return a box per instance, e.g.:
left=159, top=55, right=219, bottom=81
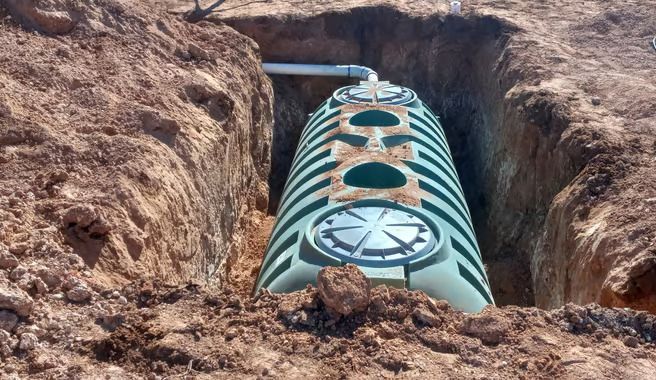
left=101, top=312, right=125, bottom=331
left=0, top=329, right=11, bottom=343
left=0, top=310, right=19, bottom=332
left=17, top=275, right=35, bottom=292
left=33, top=277, right=48, bottom=295
left=19, top=332, right=38, bottom=350
left=62, top=277, right=82, bottom=291
left=51, top=292, right=65, bottom=301
left=591, top=97, right=601, bottom=106
left=68, top=254, right=85, bottom=269
left=8, top=243, right=28, bottom=256
left=9, top=265, right=28, bottom=281
left=30, top=353, right=60, bottom=372
left=412, top=307, right=442, bottom=327
left=67, top=285, right=92, bottom=302
left=0, top=329, right=14, bottom=357
left=15, top=324, right=45, bottom=339
left=224, top=327, right=239, bottom=340
left=187, top=42, right=211, bottom=61
left=0, top=252, right=19, bottom=269
left=36, top=267, right=63, bottom=289
left=431, top=299, right=450, bottom=312
left=0, top=283, right=34, bottom=316
left=117, top=296, right=128, bottom=305
left=623, top=336, right=639, bottom=348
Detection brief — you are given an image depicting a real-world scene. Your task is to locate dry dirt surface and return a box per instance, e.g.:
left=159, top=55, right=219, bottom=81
left=3, top=266, right=656, bottom=379
left=1, top=0, right=656, bottom=378
left=0, top=0, right=272, bottom=288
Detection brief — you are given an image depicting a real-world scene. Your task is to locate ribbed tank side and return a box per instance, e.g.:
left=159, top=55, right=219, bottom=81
left=255, top=100, right=340, bottom=290
left=405, top=103, right=493, bottom=306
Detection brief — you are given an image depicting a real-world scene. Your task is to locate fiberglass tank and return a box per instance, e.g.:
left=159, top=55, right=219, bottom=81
left=255, top=81, right=494, bottom=313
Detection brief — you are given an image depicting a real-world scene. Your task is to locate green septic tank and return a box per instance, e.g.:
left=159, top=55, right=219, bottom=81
left=255, top=81, right=494, bottom=313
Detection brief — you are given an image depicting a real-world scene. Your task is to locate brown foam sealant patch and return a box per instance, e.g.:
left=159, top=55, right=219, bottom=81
left=315, top=141, right=420, bottom=206
left=308, top=103, right=422, bottom=205
left=330, top=172, right=422, bottom=207
left=319, top=104, right=424, bottom=206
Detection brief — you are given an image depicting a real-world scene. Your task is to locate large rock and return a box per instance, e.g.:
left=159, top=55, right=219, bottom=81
left=316, top=264, right=371, bottom=316
left=0, top=283, right=34, bottom=316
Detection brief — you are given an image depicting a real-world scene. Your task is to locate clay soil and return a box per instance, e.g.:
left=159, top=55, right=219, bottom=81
left=0, top=0, right=656, bottom=378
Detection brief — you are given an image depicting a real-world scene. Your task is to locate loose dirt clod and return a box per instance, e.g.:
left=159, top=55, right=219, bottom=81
left=460, top=308, right=511, bottom=345
left=412, top=307, right=442, bottom=328
left=0, top=283, right=34, bottom=317
left=18, top=332, right=38, bottom=351
left=3, top=0, right=79, bottom=35
left=0, top=310, right=18, bottom=332
left=0, top=248, right=19, bottom=270
left=317, top=264, right=371, bottom=317
left=66, top=285, right=92, bottom=303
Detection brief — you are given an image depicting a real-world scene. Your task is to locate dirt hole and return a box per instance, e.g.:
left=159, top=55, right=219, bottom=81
left=223, top=7, right=581, bottom=307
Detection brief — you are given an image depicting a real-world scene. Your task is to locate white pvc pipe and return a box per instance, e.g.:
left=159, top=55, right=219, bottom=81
left=262, top=63, right=379, bottom=82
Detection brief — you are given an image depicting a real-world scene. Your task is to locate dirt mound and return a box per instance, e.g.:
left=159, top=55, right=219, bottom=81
left=0, top=0, right=272, bottom=288
left=3, top=279, right=653, bottom=378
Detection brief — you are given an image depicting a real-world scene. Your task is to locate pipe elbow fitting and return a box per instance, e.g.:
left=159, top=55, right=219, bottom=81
left=352, top=65, right=379, bottom=81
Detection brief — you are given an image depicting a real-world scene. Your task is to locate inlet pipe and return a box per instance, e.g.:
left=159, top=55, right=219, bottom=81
left=262, top=63, right=379, bottom=82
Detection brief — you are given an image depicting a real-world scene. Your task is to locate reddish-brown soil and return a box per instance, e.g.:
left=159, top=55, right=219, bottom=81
left=7, top=275, right=656, bottom=379
left=0, top=0, right=273, bottom=288
left=227, top=210, right=275, bottom=298
left=1, top=0, right=656, bottom=378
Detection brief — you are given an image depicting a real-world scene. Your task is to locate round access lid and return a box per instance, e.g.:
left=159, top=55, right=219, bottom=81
left=334, top=82, right=417, bottom=105
left=315, top=206, right=436, bottom=266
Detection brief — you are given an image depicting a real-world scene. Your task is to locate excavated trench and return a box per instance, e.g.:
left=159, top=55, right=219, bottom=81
left=222, top=8, right=583, bottom=306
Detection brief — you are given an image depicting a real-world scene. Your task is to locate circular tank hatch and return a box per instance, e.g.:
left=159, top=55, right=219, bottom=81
left=315, top=206, right=436, bottom=266
left=335, top=82, right=417, bottom=105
